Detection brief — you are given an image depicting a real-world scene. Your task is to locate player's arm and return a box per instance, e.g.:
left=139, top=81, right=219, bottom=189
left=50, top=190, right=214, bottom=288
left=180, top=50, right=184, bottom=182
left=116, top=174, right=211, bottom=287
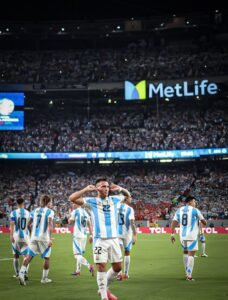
left=48, top=216, right=54, bottom=247
left=198, top=210, right=207, bottom=226
left=68, top=218, right=74, bottom=225
left=170, top=220, right=178, bottom=243
left=110, top=184, right=131, bottom=199
left=69, top=185, right=96, bottom=205
left=68, top=209, right=74, bottom=225
left=131, top=219, right=137, bottom=245
left=9, top=221, right=15, bottom=243
left=27, top=217, right=33, bottom=235
left=201, top=218, right=207, bottom=226
left=87, top=219, right=93, bottom=244
left=199, top=221, right=203, bottom=235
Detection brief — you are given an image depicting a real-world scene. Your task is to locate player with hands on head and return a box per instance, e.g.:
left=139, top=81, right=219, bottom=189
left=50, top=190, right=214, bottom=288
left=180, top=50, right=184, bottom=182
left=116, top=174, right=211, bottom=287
left=69, top=178, right=131, bottom=300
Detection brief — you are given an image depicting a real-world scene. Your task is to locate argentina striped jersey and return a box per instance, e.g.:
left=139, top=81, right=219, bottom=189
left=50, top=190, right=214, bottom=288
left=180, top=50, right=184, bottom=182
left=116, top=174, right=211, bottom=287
left=10, top=208, right=30, bottom=242
left=70, top=207, right=89, bottom=238
left=84, top=195, right=124, bottom=239
left=30, top=207, right=54, bottom=241
left=117, top=203, right=135, bottom=238
left=173, top=205, right=204, bottom=240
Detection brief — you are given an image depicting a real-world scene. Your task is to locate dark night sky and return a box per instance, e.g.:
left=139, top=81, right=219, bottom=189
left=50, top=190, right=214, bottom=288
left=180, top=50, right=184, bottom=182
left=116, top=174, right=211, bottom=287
left=1, top=0, right=225, bottom=21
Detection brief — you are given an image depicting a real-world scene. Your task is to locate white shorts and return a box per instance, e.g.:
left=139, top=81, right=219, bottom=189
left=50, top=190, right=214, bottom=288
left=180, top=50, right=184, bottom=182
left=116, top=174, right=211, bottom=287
left=73, top=237, right=87, bottom=255
left=28, top=240, right=52, bottom=258
left=93, top=238, right=122, bottom=264
left=180, top=239, right=198, bottom=251
left=12, top=240, right=29, bottom=255
left=119, top=235, right=133, bottom=251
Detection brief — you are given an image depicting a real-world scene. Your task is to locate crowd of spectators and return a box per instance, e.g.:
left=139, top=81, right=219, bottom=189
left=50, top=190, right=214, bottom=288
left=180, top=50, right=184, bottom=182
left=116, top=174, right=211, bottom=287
left=0, top=101, right=227, bottom=152
left=0, top=162, right=227, bottom=225
left=0, top=42, right=227, bottom=87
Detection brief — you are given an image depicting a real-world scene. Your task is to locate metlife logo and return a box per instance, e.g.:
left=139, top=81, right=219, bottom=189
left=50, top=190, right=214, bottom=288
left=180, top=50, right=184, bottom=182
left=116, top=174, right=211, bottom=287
left=124, top=79, right=218, bottom=100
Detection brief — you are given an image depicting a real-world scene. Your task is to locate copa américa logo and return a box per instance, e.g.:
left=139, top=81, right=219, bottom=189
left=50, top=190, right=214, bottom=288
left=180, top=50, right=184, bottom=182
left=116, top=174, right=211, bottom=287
left=124, top=79, right=218, bottom=100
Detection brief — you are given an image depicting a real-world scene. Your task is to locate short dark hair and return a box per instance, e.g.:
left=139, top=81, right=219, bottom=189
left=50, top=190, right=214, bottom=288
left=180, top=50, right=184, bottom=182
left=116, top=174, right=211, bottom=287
left=16, top=198, right=24, bottom=205
left=185, top=196, right=196, bottom=203
left=95, top=178, right=108, bottom=185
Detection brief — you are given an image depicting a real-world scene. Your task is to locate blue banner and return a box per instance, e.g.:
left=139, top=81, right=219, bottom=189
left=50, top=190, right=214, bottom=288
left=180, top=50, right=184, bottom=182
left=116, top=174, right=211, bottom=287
left=0, top=148, right=227, bottom=160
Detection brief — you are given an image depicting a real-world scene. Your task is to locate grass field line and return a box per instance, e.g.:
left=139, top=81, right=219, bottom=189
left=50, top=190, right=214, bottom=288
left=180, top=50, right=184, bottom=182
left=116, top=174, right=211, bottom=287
left=0, top=258, right=13, bottom=261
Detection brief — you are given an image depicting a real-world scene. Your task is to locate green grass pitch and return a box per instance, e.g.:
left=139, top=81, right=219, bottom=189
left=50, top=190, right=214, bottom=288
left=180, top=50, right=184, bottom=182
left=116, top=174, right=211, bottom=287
left=0, top=234, right=227, bottom=300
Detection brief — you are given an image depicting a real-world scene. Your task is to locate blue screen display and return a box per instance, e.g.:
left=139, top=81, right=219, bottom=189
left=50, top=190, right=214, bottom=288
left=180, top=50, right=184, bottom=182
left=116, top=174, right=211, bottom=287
left=0, top=92, right=24, bottom=130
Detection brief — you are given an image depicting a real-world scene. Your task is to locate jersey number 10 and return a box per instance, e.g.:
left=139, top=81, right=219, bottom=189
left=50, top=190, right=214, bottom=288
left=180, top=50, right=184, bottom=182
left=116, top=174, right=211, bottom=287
left=17, top=217, right=27, bottom=230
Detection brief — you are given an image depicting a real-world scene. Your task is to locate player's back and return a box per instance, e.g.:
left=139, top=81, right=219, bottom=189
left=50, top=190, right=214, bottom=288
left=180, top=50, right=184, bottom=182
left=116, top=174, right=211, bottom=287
left=10, top=208, right=30, bottom=241
left=71, top=207, right=89, bottom=238
left=176, top=205, right=201, bottom=240
left=30, top=206, right=54, bottom=241
left=117, top=203, right=134, bottom=238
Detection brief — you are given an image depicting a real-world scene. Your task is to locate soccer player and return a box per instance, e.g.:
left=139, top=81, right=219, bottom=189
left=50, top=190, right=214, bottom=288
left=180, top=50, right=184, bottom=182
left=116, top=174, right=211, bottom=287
left=68, top=203, right=94, bottom=276
left=10, top=198, right=30, bottom=279
left=18, top=194, right=54, bottom=285
left=170, top=196, right=207, bottom=281
left=69, top=178, right=131, bottom=300
left=117, top=196, right=137, bottom=280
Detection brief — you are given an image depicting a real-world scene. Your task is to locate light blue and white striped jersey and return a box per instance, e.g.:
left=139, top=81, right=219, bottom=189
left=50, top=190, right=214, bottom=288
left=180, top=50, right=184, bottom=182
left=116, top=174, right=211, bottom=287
left=10, top=208, right=30, bottom=242
left=117, top=203, right=135, bottom=238
left=84, top=195, right=124, bottom=239
left=30, top=207, right=54, bottom=241
left=70, top=207, right=90, bottom=238
left=173, top=205, right=204, bottom=240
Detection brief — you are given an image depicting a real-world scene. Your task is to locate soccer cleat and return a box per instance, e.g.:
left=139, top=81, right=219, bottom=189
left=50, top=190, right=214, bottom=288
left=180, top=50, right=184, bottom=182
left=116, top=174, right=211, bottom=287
left=18, top=273, right=26, bottom=286
left=186, top=276, right=195, bottom=281
left=98, top=290, right=118, bottom=300
left=194, top=255, right=198, bottom=258
left=24, top=274, right=29, bottom=281
left=89, top=264, right=95, bottom=276
left=41, top=278, right=52, bottom=283
left=122, top=274, right=129, bottom=279
left=107, top=290, right=118, bottom=300
left=13, top=274, right=19, bottom=278
left=201, top=254, right=208, bottom=257
left=71, top=271, right=80, bottom=276
left=98, top=290, right=107, bottom=299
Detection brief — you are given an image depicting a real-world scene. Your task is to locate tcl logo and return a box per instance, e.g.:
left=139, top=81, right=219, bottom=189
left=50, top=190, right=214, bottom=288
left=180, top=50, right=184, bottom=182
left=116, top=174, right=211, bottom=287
left=54, top=227, right=72, bottom=234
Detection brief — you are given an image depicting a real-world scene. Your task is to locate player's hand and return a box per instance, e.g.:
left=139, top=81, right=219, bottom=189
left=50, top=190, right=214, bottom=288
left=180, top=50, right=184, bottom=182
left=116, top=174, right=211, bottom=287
left=170, top=234, right=176, bottom=243
left=85, top=185, right=96, bottom=192
left=89, top=235, right=93, bottom=244
left=110, top=184, right=121, bottom=192
left=132, top=235, right=137, bottom=245
left=48, top=239, right=53, bottom=247
left=10, top=236, right=14, bottom=243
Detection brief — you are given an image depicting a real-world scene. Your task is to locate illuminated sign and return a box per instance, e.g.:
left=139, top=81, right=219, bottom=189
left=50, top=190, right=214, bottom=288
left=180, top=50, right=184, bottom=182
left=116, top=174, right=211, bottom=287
left=0, top=148, right=227, bottom=160
left=0, top=92, right=24, bottom=130
left=125, top=80, right=218, bottom=100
